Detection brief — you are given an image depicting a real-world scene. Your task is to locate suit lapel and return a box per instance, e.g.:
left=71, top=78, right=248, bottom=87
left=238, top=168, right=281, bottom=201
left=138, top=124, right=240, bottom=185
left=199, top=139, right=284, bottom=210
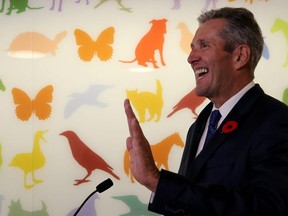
left=187, top=84, right=264, bottom=180
left=179, top=103, right=212, bottom=177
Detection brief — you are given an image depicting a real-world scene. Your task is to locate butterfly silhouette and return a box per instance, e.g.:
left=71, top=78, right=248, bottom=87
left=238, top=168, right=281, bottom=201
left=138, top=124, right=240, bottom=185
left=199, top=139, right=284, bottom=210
left=12, top=85, right=53, bottom=121
left=74, top=27, right=115, bottom=62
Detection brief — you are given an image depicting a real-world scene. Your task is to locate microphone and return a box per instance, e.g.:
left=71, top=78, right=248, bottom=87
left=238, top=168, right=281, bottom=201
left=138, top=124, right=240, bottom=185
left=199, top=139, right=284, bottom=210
left=73, top=178, right=113, bottom=216
left=96, top=178, right=113, bottom=193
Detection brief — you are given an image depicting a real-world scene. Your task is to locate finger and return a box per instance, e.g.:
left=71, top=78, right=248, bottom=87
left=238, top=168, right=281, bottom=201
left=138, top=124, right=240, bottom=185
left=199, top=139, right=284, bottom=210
left=124, top=99, right=138, bottom=136
left=126, top=137, right=132, bottom=151
left=131, top=117, right=145, bottom=139
left=124, top=99, right=136, bottom=119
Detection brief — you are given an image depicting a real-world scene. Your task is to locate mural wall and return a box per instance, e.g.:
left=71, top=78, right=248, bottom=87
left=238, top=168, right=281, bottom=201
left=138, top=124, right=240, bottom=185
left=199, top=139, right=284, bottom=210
left=0, top=0, right=288, bottom=215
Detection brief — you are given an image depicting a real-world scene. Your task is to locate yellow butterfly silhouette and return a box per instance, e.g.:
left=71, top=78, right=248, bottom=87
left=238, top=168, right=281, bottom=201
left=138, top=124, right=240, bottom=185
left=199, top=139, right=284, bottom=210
left=74, top=27, right=115, bottom=62
left=12, top=85, right=53, bottom=121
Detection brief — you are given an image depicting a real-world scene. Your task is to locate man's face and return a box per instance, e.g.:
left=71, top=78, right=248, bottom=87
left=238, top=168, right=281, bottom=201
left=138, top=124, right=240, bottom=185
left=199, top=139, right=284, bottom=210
left=188, top=19, right=236, bottom=103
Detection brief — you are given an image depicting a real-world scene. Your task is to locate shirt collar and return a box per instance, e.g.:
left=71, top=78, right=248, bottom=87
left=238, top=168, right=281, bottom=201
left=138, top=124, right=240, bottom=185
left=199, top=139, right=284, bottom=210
left=213, top=81, right=255, bottom=123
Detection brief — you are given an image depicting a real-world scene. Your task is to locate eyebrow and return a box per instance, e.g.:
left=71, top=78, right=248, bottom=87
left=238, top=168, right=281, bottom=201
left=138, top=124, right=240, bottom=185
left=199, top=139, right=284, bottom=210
left=191, top=39, right=211, bottom=49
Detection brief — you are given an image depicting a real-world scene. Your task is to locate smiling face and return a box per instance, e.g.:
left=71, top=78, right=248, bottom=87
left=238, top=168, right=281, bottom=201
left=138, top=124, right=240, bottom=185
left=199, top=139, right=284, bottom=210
left=188, top=18, right=252, bottom=108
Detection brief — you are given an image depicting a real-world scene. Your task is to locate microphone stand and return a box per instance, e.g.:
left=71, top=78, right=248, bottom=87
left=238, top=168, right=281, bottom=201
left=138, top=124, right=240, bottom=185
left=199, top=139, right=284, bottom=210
left=73, top=178, right=113, bottom=216
left=73, top=189, right=98, bottom=216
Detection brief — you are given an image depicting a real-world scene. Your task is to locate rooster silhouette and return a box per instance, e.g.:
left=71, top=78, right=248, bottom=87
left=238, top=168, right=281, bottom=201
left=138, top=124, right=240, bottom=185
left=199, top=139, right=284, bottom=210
left=60, top=130, right=120, bottom=185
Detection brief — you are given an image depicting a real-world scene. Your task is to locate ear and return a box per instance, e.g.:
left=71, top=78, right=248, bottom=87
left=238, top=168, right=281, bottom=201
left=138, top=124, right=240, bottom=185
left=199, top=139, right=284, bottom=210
left=232, top=45, right=250, bottom=69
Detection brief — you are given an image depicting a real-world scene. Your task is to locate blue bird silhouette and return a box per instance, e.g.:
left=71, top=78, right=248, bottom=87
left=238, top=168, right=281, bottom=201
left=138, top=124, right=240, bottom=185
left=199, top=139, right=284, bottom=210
left=64, top=84, right=113, bottom=118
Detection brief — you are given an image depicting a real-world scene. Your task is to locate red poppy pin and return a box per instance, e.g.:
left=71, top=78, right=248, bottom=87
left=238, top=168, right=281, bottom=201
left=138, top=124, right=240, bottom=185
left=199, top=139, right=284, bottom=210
left=222, top=121, right=238, bottom=133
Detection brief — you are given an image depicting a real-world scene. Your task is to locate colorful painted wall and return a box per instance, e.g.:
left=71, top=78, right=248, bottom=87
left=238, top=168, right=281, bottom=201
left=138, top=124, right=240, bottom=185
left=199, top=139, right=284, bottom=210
left=0, top=0, right=288, bottom=215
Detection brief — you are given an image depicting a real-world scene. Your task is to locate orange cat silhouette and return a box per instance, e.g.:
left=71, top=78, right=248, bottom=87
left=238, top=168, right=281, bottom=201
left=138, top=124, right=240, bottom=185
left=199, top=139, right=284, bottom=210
left=12, top=85, right=53, bottom=121
left=119, top=19, right=167, bottom=69
left=126, top=79, right=163, bottom=123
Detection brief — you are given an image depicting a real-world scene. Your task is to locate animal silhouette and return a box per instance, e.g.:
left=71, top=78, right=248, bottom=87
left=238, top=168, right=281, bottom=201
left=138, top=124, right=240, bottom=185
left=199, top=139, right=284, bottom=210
left=50, top=0, right=89, bottom=12
left=126, top=79, right=163, bottom=123
left=271, top=18, right=288, bottom=67
left=94, top=0, right=132, bottom=12
left=9, top=130, right=48, bottom=189
left=202, top=0, right=218, bottom=11
left=8, top=31, right=67, bottom=58
left=0, top=78, right=6, bottom=91
left=228, top=0, right=268, bottom=4
left=167, top=88, right=206, bottom=118
left=113, top=195, right=158, bottom=216
left=262, top=42, right=270, bottom=60
left=8, top=200, right=48, bottom=216
left=171, top=0, right=181, bottom=9
left=60, top=130, right=120, bottom=185
left=176, top=22, right=194, bottom=54
left=124, top=132, right=184, bottom=183
left=119, top=19, right=167, bottom=69
left=67, top=193, right=98, bottom=216
left=283, top=87, right=288, bottom=105
left=12, top=85, right=53, bottom=121
left=64, top=84, right=112, bottom=118
left=74, top=27, right=115, bottom=62
left=1, top=0, right=43, bottom=15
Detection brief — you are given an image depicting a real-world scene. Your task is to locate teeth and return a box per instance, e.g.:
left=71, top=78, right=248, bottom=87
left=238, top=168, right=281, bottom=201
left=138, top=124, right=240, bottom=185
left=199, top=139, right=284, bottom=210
left=195, top=68, right=208, bottom=75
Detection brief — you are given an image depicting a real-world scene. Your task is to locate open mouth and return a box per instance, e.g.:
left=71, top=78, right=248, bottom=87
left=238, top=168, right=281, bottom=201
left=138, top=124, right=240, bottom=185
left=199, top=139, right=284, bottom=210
left=195, top=68, right=209, bottom=77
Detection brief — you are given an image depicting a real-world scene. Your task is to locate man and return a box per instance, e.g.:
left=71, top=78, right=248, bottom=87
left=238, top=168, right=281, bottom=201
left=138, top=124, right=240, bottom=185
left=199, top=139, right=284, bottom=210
left=124, top=7, right=288, bottom=216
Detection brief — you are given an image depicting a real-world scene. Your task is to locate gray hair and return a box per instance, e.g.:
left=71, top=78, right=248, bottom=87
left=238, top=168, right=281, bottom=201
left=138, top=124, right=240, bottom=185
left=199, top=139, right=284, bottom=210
left=198, top=7, right=264, bottom=73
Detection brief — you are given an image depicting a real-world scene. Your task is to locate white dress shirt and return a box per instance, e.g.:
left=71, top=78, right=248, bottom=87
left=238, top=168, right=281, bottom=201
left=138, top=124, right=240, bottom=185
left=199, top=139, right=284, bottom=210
left=195, top=81, right=255, bottom=156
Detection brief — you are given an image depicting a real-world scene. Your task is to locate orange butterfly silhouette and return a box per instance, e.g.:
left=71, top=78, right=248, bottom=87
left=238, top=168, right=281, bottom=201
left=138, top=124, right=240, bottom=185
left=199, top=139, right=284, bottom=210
left=74, top=27, right=115, bottom=62
left=12, top=85, right=53, bottom=121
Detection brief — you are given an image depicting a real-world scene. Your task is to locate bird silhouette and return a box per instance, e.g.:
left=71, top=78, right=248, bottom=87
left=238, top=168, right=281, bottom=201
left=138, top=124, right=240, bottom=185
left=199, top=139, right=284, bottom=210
left=167, top=88, right=206, bottom=118
left=60, top=130, right=120, bottom=185
left=64, top=84, right=113, bottom=118
left=9, top=130, right=48, bottom=189
left=113, top=195, right=158, bottom=216
left=176, top=22, right=194, bottom=54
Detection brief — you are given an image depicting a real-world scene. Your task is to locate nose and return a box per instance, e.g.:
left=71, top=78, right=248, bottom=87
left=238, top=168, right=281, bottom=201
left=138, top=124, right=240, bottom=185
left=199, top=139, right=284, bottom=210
left=187, top=49, right=199, bottom=66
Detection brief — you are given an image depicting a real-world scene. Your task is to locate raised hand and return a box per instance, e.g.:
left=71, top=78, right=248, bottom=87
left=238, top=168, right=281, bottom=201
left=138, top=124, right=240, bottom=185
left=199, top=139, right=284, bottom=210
left=124, top=99, right=160, bottom=192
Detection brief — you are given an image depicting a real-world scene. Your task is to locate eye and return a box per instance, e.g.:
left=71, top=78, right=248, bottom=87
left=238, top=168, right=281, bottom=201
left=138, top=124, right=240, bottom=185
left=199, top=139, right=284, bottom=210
left=200, top=41, right=210, bottom=50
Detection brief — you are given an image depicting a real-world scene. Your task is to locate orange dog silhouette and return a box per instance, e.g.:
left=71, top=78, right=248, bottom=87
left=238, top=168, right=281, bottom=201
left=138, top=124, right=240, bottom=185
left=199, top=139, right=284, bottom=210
left=124, top=132, right=184, bottom=183
left=120, top=19, right=167, bottom=69
left=167, top=88, right=206, bottom=118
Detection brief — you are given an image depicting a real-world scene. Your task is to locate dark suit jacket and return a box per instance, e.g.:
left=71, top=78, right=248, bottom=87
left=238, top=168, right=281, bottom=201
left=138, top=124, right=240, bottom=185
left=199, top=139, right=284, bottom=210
left=149, top=84, right=288, bottom=216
